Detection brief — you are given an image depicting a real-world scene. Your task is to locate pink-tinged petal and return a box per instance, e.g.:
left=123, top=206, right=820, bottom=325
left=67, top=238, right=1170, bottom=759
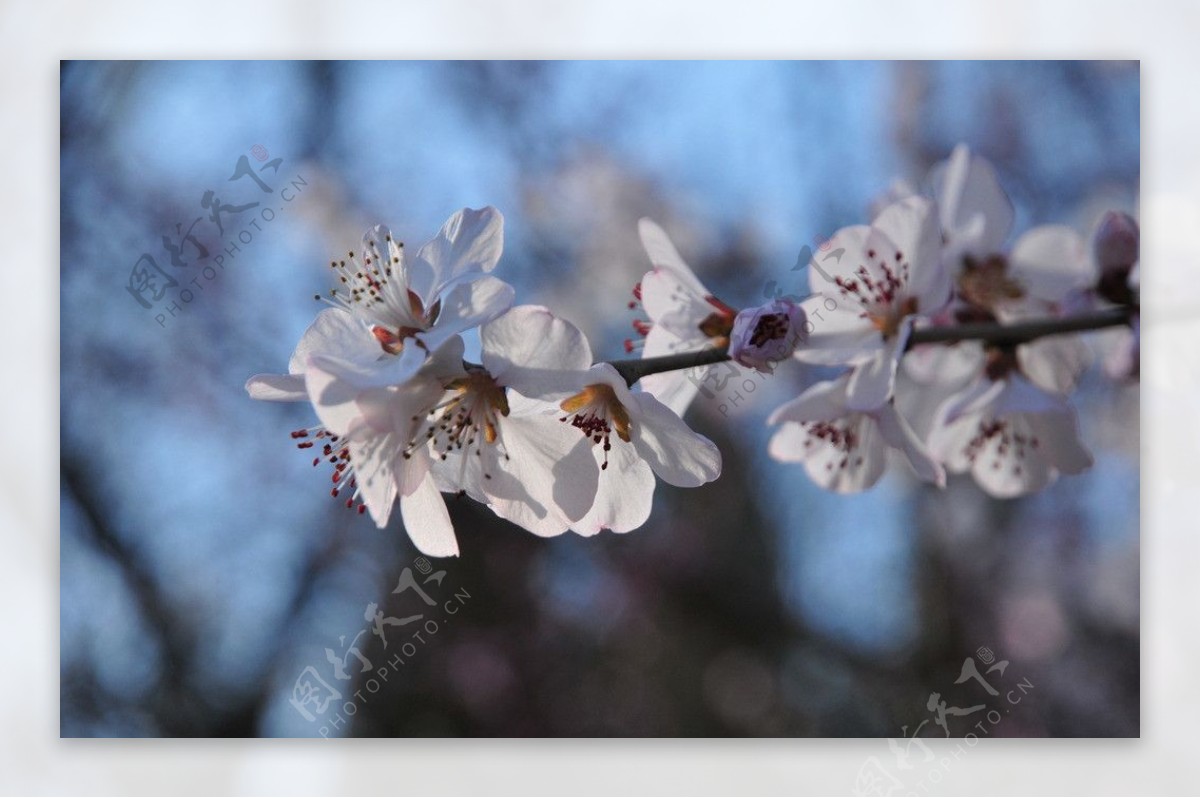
left=629, top=392, right=722, bottom=487
left=930, top=144, right=1014, bottom=259
left=845, top=329, right=909, bottom=412
left=875, top=403, right=946, bottom=487
left=767, top=376, right=850, bottom=425
left=480, top=305, right=593, bottom=385
left=288, top=308, right=376, bottom=373
left=349, top=434, right=400, bottom=528
left=638, top=218, right=709, bottom=297
left=245, top=373, right=307, bottom=402
left=573, top=443, right=655, bottom=536
left=1009, top=225, right=1094, bottom=304
left=792, top=295, right=881, bottom=366
left=418, top=274, right=515, bottom=354
left=639, top=267, right=715, bottom=338
left=409, top=206, right=504, bottom=304
left=399, top=476, right=459, bottom=558
left=1017, top=333, right=1090, bottom=396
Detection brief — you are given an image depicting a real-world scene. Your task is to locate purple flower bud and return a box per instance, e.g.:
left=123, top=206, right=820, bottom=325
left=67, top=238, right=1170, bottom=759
left=727, top=299, right=807, bottom=372
left=1093, top=211, right=1139, bottom=305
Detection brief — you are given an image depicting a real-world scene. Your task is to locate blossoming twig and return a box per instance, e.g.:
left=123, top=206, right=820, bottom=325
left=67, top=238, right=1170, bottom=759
left=608, top=306, right=1137, bottom=386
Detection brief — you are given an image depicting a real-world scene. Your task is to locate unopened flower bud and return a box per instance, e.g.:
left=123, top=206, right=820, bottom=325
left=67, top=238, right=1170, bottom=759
left=1093, top=211, right=1139, bottom=305
left=728, top=299, right=806, bottom=372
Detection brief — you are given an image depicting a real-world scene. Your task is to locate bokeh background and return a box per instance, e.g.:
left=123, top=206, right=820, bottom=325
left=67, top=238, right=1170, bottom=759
left=59, top=60, right=1139, bottom=738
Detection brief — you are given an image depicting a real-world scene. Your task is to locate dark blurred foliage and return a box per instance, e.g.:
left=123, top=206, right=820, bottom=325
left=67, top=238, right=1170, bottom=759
left=60, top=61, right=1139, bottom=738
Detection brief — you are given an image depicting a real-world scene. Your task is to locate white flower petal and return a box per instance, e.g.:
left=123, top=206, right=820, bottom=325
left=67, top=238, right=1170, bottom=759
left=399, top=476, right=460, bottom=557
left=349, top=434, right=400, bottom=528
left=792, top=295, right=881, bottom=366
left=1009, top=225, right=1094, bottom=304
left=639, top=267, right=715, bottom=338
left=489, top=414, right=600, bottom=533
left=629, top=391, right=721, bottom=488
left=902, top=341, right=985, bottom=386
left=806, top=225, right=875, bottom=295
left=931, top=144, right=1014, bottom=258
left=767, top=376, right=850, bottom=425
left=638, top=218, right=709, bottom=296
left=288, top=308, right=375, bottom=373
left=875, top=402, right=946, bottom=487
left=844, top=329, right=908, bottom=412
left=789, top=415, right=888, bottom=493
left=304, top=359, right=368, bottom=437
left=637, top=325, right=707, bottom=415
left=767, top=423, right=812, bottom=463
left=638, top=370, right=703, bottom=417
left=307, top=345, right=428, bottom=392
left=1017, top=333, right=1090, bottom=396
left=409, top=206, right=504, bottom=303
left=968, top=414, right=1055, bottom=499
left=480, top=305, right=593, bottom=386
left=418, top=274, right=515, bottom=354
left=993, top=374, right=1070, bottom=417
left=1028, top=410, right=1093, bottom=475
left=872, top=196, right=947, bottom=312
left=245, top=373, right=307, bottom=402
left=573, top=443, right=655, bottom=536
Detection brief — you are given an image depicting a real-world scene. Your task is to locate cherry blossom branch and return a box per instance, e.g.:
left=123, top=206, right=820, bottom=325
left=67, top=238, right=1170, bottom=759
left=609, top=306, right=1137, bottom=386
left=610, top=343, right=735, bottom=386
left=906, top=305, right=1136, bottom=348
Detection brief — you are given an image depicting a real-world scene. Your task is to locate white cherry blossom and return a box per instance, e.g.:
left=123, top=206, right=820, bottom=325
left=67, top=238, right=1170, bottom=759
left=305, top=306, right=606, bottom=555
left=516, top=353, right=723, bottom=535
left=795, top=196, right=950, bottom=412
left=928, top=371, right=1093, bottom=498
left=631, top=218, right=739, bottom=415
left=767, top=373, right=944, bottom=493
left=314, top=207, right=515, bottom=389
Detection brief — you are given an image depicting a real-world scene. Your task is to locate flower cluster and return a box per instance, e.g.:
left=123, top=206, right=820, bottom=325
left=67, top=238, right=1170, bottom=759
left=248, top=208, right=721, bottom=556
left=765, top=145, right=1138, bottom=496
left=249, top=146, right=1138, bottom=555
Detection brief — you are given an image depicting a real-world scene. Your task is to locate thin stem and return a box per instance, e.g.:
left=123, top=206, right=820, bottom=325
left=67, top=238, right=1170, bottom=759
left=610, top=344, right=733, bottom=386
left=608, top=306, right=1137, bottom=386
left=906, top=306, right=1135, bottom=348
